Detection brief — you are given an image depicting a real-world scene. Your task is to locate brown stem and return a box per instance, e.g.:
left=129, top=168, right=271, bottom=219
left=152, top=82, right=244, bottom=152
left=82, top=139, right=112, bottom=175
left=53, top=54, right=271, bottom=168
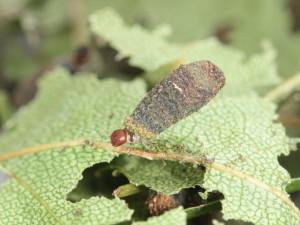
left=0, top=139, right=299, bottom=217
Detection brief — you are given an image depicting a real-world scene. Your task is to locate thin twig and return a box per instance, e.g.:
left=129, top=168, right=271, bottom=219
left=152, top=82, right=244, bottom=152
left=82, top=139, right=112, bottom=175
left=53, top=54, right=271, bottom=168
left=0, top=139, right=87, bottom=162
left=0, top=139, right=299, bottom=217
left=263, top=73, right=300, bottom=102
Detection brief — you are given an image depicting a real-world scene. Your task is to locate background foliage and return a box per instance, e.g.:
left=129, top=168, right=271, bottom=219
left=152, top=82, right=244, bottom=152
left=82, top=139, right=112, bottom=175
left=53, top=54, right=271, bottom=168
left=0, top=0, right=300, bottom=224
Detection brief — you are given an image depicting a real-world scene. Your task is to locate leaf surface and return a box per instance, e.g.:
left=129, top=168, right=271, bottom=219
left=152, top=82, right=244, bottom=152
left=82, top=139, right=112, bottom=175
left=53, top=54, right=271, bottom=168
left=89, top=8, right=280, bottom=97
left=114, top=156, right=204, bottom=195
left=0, top=68, right=145, bottom=224
left=139, top=0, right=300, bottom=78
left=88, top=9, right=300, bottom=225
left=132, top=207, right=186, bottom=225
left=0, top=8, right=299, bottom=225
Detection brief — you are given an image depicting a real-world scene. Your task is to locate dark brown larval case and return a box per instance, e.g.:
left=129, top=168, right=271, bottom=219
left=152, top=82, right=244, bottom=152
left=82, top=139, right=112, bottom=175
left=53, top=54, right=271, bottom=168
left=124, top=60, right=225, bottom=138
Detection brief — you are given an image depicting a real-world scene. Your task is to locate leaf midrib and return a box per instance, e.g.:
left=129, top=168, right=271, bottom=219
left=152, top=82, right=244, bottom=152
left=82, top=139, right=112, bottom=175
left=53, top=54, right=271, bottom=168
left=0, top=139, right=299, bottom=219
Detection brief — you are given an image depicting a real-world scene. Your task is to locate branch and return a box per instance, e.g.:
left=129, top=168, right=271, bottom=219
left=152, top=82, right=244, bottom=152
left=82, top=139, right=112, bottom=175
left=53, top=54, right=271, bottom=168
left=0, top=139, right=299, bottom=217
left=263, top=73, right=300, bottom=102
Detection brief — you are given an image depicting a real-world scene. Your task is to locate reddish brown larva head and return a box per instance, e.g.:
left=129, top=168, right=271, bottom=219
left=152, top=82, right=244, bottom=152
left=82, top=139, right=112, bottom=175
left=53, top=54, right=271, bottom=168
left=110, top=129, right=140, bottom=147
left=110, top=129, right=128, bottom=147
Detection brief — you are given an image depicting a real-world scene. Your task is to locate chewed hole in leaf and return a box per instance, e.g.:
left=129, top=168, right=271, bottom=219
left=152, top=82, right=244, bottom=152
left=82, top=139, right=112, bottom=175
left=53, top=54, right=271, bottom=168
left=99, top=45, right=144, bottom=78
left=67, top=159, right=151, bottom=220
left=279, top=149, right=300, bottom=179
left=112, top=155, right=206, bottom=195
left=67, top=155, right=225, bottom=221
left=67, top=162, right=129, bottom=202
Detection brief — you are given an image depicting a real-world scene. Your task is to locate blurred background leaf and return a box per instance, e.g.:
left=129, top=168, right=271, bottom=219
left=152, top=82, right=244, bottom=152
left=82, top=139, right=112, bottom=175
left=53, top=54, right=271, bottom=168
left=0, top=1, right=300, bottom=224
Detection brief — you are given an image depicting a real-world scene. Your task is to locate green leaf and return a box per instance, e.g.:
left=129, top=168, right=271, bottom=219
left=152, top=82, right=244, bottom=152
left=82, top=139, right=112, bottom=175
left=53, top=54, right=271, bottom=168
left=157, top=97, right=299, bottom=224
left=286, top=178, right=300, bottom=193
left=132, top=207, right=186, bottom=225
left=185, top=201, right=222, bottom=219
left=223, top=0, right=300, bottom=78
left=1, top=7, right=300, bottom=225
left=0, top=68, right=146, bottom=224
left=88, top=9, right=300, bottom=225
left=114, top=156, right=204, bottom=195
left=1, top=68, right=145, bottom=151
left=89, top=8, right=281, bottom=97
left=117, top=0, right=300, bottom=78
left=113, top=183, right=140, bottom=198
left=114, top=94, right=300, bottom=224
